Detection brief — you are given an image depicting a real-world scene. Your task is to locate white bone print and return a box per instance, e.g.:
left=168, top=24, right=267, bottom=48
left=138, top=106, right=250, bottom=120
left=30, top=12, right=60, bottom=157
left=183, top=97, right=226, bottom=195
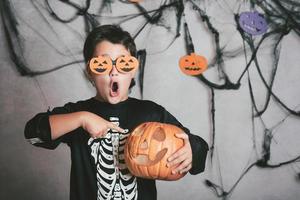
left=88, top=117, right=137, bottom=200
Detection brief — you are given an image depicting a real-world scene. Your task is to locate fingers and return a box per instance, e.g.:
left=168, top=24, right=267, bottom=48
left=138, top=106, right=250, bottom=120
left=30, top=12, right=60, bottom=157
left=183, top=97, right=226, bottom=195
left=167, top=133, right=191, bottom=166
left=168, top=151, right=192, bottom=167
left=91, top=122, right=126, bottom=139
left=167, top=148, right=186, bottom=164
left=168, top=153, right=192, bottom=174
left=174, top=163, right=192, bottom=174
left=107, top=123, right=126, bottom=133
left=85, top=113, right=126, bottom=139
left=167, top=132, right=193, bottom=174
left=175, top=132, right=189, bottom=142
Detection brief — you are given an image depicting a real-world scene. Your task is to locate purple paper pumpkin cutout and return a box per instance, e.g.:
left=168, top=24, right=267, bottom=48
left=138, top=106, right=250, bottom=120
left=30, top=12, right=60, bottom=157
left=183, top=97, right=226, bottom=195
left=239, top=11, right=268, bottom=36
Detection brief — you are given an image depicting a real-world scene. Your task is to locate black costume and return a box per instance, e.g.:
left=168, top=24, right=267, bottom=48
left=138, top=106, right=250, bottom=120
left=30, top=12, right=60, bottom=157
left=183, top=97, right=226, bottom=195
left=25, top=97, right=208, bottom=200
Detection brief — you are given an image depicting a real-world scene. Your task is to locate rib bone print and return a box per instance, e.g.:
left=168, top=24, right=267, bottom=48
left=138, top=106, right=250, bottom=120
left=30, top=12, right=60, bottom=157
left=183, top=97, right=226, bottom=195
left=88, top=117, right=137, bottom=200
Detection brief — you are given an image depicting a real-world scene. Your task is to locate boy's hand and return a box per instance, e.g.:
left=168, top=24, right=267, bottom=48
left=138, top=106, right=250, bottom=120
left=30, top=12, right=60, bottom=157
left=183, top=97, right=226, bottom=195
left=81, top=112, right=126, bottom=139
left=167, top=133, right=192, bottom=174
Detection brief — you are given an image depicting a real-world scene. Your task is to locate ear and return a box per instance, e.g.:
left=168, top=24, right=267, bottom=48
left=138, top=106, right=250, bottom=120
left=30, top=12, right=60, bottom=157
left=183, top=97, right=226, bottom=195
left=130, top=58, right=139, bottom=78
left=129, top=78, right=136, bottom=89
left=130, top=67, right=138, bottom=78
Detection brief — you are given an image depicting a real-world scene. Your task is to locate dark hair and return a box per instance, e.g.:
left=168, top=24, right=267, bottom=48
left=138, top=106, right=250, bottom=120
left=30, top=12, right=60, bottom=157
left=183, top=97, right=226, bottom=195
left=83, top=24, right=137, bottom=89
left=83, top=24, right=137, bottom=63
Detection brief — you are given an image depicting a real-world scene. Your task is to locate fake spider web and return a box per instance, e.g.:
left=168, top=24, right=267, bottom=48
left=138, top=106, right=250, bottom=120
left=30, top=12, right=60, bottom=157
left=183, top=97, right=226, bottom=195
left=1, top=0, right=300, bottom=199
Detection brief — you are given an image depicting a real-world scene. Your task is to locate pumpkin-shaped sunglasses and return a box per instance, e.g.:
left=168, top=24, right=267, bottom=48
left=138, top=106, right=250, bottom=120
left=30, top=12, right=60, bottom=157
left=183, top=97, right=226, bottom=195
left=89, top=55, right=139, bottom=75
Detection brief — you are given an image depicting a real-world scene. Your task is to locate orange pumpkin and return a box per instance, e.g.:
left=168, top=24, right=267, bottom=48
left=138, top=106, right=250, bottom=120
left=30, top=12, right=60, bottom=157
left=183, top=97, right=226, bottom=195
left=116, top=55, right=139, bottom=74
left=179, top=53, right=208, bottom=76
left=124, top=122, right=186, bottom=180
left=89, top=56, right=112, bottom=75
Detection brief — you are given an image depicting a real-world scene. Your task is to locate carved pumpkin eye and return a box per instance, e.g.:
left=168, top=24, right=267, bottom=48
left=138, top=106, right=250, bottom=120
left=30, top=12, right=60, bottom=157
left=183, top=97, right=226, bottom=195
left=116, top=55, right=139, bottom=73
left=89, top=56, right=112, bottom=75
left=124, top=122, right=186, bottom=181
left=153, top=127, right=166, bottom=141
left=179, top=53, right=208, bottom=76
left=238, top=11, right=268, bottom=36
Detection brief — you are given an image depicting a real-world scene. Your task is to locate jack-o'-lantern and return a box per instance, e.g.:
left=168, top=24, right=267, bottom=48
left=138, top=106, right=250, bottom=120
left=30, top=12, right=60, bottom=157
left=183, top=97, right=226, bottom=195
left=116, top=55, right=139, bottom=74
left=89, top=56, right=112, bottom=75
left=239, top=11, right=268, bottom=36
left=124, top=122, right=186, bottom=180
left=179, top=53, right=208, bottom=76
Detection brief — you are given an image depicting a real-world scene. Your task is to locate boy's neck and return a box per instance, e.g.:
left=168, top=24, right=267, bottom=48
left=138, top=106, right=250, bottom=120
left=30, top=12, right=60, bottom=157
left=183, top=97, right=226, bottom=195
left=94, top=94, right=129, bottom=105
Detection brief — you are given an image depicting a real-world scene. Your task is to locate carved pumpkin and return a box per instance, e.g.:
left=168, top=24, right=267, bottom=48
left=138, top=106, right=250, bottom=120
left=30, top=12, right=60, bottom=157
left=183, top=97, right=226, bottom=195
left=179, top=53, right=208, bottom=76
left=89, top=56, right=112, bottom=75
left=124, top=122, right=186, bottom=180
left=116, top=55, right=139, bottom=74
left=239, top=11, right=268, bottom=36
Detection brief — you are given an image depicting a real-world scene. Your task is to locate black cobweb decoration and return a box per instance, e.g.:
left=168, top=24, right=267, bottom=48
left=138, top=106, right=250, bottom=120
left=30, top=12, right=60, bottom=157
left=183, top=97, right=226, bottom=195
left=1, top=0, right=300, bottom=199
left=183, top=0, right=300, bottom=198
left=0, top=0, right=185, bottom=77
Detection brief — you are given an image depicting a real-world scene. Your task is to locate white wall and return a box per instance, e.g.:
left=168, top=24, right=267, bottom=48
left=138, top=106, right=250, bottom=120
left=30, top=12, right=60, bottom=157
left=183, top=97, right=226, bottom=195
left=1, top=1, right=300, bottom=200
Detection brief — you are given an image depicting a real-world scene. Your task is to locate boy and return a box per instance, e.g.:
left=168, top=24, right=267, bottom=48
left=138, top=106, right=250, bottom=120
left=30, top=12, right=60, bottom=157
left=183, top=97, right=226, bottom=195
left=24, top=25, right=208, bottom=200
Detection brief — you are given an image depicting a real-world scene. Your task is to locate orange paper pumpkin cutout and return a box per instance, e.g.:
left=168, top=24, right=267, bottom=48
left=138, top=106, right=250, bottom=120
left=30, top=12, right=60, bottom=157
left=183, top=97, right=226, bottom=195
left=116, top=55, right=139, bottom=74
left=128, top=0, right=142, bottom=3
left=179, top=53, right=208, bottom=76
left=89, top=55, right=139, bottom=75
left=124, top=122, right=186, bottom=181
left=89, top=56, right=112, bottom=75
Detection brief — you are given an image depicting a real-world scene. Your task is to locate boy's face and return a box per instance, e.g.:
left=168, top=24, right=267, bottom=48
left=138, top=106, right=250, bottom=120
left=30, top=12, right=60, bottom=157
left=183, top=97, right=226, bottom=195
left=89, top=40, right=136, bottom=104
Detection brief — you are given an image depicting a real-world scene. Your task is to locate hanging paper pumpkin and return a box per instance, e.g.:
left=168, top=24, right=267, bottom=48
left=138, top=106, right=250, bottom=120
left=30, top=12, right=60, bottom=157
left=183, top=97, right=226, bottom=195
left=89, top=56, right=112, bottom=75
left=128, top=0, right=142, bottom=3
left=238, top=11, right=268, bottom=36
left=124, top=122, right=186, bottom=180
left=179, top=53, right=208, bottom=76
left=116, top=55, right=139, bottom=73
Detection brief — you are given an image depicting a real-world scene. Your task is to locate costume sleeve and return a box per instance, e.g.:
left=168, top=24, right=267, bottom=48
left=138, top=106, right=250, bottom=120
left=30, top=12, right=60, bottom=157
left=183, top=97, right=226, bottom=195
left=24, top=103, right=76, bottom=150
left=160, top=107, right=208, bottom=175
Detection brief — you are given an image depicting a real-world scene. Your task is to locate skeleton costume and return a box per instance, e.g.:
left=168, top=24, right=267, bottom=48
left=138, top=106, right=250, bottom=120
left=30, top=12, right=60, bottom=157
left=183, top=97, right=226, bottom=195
left=25, top=97, right=208, bottom=200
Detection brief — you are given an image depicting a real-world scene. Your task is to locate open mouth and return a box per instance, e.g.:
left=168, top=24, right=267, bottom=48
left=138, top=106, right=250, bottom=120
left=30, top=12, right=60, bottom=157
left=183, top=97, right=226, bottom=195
left=110, top=81, right=119, bottom=97
left=132, top=148, right=168, bottom=166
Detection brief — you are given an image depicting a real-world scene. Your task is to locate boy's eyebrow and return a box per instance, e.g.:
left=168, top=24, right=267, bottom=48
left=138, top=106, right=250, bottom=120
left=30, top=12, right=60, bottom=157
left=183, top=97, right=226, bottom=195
left=99, top=54, right=110, bottom=57
left=96, top=54, right=129, bottom=58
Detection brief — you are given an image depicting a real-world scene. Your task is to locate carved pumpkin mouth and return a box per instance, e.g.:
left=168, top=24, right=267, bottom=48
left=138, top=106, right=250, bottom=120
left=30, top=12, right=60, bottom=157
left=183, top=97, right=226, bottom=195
left=133, top=148, right=168, bottom=166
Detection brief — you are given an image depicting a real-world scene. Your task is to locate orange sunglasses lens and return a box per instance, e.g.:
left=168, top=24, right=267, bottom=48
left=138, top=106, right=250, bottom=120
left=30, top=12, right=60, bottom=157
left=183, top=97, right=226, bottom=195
left=116, top=55, right=139, bottom=74
left=89, top=56, right=113, bottom=75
